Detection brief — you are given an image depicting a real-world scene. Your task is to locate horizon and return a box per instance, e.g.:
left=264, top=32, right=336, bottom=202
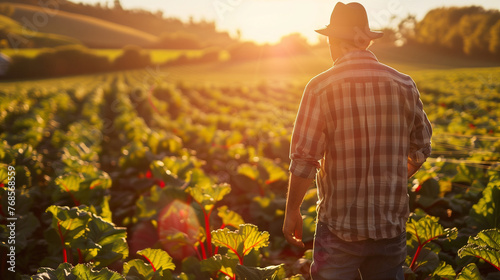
left=53, top=0, right=500, bottom=44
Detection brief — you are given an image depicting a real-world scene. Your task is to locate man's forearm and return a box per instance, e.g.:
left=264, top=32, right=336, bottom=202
left=285, top=173, right=314, bottom=211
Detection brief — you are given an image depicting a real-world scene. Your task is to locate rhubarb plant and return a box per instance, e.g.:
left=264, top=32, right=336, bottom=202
left=458, top=228, right=500, bottom=271
left=405, top=215, right=458, bottom=277
left=45, top=205, right=128, bottom=268
left=202, top=223, right=284, bottom=280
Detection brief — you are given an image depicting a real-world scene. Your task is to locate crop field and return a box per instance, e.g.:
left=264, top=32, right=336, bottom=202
left=0, top=63, right=499, bottom=279
left=1, top=48, right=206, bottom=64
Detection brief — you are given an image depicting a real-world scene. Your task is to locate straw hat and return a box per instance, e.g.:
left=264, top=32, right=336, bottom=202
left=315, top=2, right=383, bottom=41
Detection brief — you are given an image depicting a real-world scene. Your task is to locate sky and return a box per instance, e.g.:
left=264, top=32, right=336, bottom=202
left=71, top=0, right=500, bottom=44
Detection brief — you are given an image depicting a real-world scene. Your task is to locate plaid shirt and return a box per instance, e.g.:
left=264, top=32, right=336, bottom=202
left=289, top=50, right=432, bottom=241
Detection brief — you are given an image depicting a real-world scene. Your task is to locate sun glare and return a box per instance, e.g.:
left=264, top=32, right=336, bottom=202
left=217, top=0, right=327, bottom=45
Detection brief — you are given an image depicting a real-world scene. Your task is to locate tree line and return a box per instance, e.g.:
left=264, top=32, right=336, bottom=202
left=402, top=6, right=500, bottom=57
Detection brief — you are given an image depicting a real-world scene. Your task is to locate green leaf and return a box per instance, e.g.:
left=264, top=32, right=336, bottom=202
left=200, top=254, right=239, bottom=278
left=123, top=259, right=155, bottom=279
left=407, top=215, right=458, bottom=247
left=259, top=158, right=288, bottom=184
left=45, top=206, right=128, bottom=268
left=467, top=176, right=500, bottom=230
left=137, top=248, right=176, bottom=272
left=237, top=164, right=259, bottom=180
left=211, top=224, right=270, bottom=262
left=71, top=263, right=124, bottom=280
left=456, top=263, right=481, bottom=280
left=217, top=205, right=245, bottom=229
left=46, top=205, right=91, bottom=245
left=235, top=264, right=285, bottom=280
left=83, top=215, right=129, bottom=268
left=53, top=169, right=113, bottom=221
left=150, top=160, right=188, bottom=188
left=458, top=228, right=500, bottom=270
left=430, top=261, right=456, bottom=279
left=413, top=248, right=440, bottom=275
left=29, top=262, right=75, bottom=280
left=186, top=183, right=231, bottom=213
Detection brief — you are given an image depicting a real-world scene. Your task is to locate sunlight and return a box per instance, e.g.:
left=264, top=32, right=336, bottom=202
left=217, top=0, right=327, bottom=44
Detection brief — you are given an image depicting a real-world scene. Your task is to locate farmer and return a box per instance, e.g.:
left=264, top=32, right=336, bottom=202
left=282, top=2, right=432, bottom=280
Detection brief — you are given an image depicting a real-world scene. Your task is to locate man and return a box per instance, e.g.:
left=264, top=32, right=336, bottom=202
left=282, top=2, right=432, bottom=280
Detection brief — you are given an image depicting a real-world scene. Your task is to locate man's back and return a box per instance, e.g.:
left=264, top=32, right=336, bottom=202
left=289, top=49, right=432, bottom=241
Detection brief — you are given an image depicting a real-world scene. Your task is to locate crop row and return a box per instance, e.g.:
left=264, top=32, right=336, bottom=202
left=0, top=69, right=499, bottom=279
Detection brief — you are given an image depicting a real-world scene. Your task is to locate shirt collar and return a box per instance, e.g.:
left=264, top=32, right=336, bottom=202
left=333, top=49, right=378, bottom=66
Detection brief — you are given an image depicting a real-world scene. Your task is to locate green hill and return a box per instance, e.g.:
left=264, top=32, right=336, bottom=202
left=0, top=13, right=80, bottom=48
left=2, top=3, right=158, bottom=48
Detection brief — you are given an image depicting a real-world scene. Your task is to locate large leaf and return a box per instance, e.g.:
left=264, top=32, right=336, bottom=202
left=407, top=215, right=458, bottom=248
left=123, top=259, right=155, bottom=279
left=186, top=182, right=231, bottom=213
left=45, top=206, right=128, bottom=268
left=211, top=224, right=270, bottom=262
left=150, top=159, right=189, bottom=188
left=28, top=262, right=75, bottom=280
left=217, top=205, right=245, bottom=229
left=137, top=248, right=176, bottom=272
left=456, top=263, right=481, bottom=280
left=83, top=214, right=129, bottom=268
left=53, top=169, right=113, bottom=221
left=28, top=263, right=124, bottom=280
left=430, top=261, right=456, bottom=280
left=467, top=176, right=500, bottom=230
left=458, top=228, right=500, bottom=270
left=235, top=264, right=285, bottom=280
left=46, top=205, right=91, bottom=247
left=158, top=200, right=200, bottom=260
left=71, top=264, right=124, bottom=280
left=200, top=254, right=239, bottom=278
left=406, top=215, right=457, bottom=272
left=237, top=164, right=259, bottom=180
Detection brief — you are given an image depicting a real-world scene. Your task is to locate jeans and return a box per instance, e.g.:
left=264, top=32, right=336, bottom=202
left=311, top=221, right=406, bottom=280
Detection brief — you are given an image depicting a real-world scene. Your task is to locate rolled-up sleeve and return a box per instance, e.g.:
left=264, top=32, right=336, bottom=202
left=289, top=82, right=326, bottom=179
left=408, top=87, right=432, bottom=165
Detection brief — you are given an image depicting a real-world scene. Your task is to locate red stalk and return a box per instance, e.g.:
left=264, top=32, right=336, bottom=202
left=204, top=209, right=213, bottom=257
left=141, top=254, right=156, bottom=271
left=77, top=249, right=83, bottom=263
left=60, top=181, right=80, bottom=206
left=199, top=238, right=207, bottom=259
left=57, top=221, right=68, bottom=263
left=219, top=270, right=236, bottom=280
left=193, top=244, right=202, bottom=260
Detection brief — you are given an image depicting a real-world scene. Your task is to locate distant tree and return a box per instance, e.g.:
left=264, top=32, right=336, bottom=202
left=113, top=45, right=151, bottom=70
left=397, top=15, right=417, bottom=44
left=489, top=20, right=500, bottom=55
left=411, top=6, right=500, bottom=57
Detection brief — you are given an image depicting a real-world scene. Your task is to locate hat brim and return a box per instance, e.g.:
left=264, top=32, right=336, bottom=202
left=315, top=26, right=383, bottom=40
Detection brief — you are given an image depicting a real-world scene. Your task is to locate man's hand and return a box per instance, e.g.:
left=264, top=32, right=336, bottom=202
left=283, top=208, right=305, bottom=248
left=408, top=162, right=422, bottom=178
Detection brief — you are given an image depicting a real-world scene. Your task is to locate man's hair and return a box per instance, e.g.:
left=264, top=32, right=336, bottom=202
left=328, top=36, right=373, bottom=50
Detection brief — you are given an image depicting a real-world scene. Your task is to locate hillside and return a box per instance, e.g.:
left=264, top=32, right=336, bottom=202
left=0, top=0, right=236, bottom=48
left=0, top=13, right=80, bottom=48
left=2, top=3, right=158, bottom=48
